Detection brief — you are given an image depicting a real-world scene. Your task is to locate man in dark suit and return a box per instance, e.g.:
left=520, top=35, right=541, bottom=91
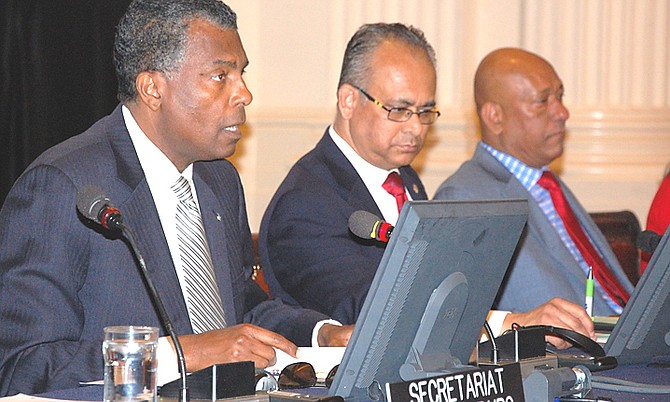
left=259, top=23, right=433, bottom=325
left=0, top=0, right=349, bottom=396
left=434, top=48, right=634, bottom=316
left=260, top=25, right=596, bottom=346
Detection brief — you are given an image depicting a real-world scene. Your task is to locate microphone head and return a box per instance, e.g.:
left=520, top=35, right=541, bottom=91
left=637, top=230, right=662, bottom=254
left=76, top=185, right=112, bottom=224
left=348, top=210, right=383, bottom=240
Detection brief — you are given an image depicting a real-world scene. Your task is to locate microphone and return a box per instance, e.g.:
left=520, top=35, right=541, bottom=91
left=76, top=185, right=124, bottom=231
left=76, top=185, right=190, bottom=402
left=637, top=230, right=662, bottom=255
left=348, top=210, right=394, bottom=243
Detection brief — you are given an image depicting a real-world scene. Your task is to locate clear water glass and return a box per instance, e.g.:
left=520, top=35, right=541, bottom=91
left=103, top=325, right=159, bottom=402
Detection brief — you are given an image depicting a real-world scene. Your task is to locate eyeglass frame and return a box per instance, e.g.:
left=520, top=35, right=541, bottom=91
left=352, top=85, right=441, bottom=125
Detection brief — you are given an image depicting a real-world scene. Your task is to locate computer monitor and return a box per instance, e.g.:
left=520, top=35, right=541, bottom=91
left=604, top=225, right=670, bottom=364
left=328, top=199, right=528, bottom=401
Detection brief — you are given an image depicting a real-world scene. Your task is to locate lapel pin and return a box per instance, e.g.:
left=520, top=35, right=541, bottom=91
left=215, top=212, right=222, bottom=221
left=412, top=184, right=419, bottom=194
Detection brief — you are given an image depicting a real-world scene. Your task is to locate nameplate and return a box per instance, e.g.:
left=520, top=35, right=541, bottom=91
left=386, top=363, right=525, bottom=402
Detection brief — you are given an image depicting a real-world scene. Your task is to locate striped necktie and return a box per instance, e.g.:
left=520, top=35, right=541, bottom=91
left=172, top=176, right=227, bottom=333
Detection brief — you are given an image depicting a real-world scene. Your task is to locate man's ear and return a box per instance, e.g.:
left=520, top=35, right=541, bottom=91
left=480, top=102, right=504, bottom=135
left=135, top=71, right=164, bottom=111
left=337, top=84, right=359, bottom=120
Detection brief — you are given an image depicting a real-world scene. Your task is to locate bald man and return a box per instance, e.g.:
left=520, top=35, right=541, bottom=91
left=435, top=48, right=634, bottom=318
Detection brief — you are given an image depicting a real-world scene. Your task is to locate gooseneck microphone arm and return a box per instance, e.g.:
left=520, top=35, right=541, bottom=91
left=482, top=321, right=498, bottom=364
left=76, top=185, right=189, bottom=402
left=119, top=223, right=189, bottom=402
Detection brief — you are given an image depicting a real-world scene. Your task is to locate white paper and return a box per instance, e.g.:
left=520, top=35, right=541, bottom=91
left=265, top=347, right=345, bottom=381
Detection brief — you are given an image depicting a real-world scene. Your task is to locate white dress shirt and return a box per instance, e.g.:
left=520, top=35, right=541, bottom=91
left=328, top=126, right=410, bottom=225
left=122, top=107, right=334, bottom=385
left=329, top=126, right=509, bottom=338
left=123, top=106, right=195, bottom=385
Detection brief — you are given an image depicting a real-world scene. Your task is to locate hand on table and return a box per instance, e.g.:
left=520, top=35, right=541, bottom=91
left=503, top=297, right=596, bottom=349
left=175, top=323, right=298, bottom=371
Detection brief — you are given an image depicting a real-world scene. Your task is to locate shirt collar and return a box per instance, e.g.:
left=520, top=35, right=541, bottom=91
left=328, top=125, right=399, bottom=189
left=122, top=105, right=194, bottom=188
left=479, top=141, right=546, bottom=191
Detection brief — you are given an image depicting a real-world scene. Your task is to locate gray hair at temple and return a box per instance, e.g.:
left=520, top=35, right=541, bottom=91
left=337, top=22, right=437, bottom=90
left=114, top=0, right=238, bottom=103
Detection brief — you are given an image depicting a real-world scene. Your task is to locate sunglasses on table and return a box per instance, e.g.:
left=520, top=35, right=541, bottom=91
left=255, top=362, right=339, bottom=391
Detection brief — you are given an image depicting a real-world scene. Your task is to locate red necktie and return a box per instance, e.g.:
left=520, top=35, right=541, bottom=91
left=538, top=171, right=629, bottom=307
left=382, top=171, right=408, bottom=213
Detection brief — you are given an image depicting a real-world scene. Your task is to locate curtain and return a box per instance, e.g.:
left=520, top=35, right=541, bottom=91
left=0, top=0, right=131, bottom=205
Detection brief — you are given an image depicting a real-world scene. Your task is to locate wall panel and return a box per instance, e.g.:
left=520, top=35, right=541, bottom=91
left=227, top=0, right=670, bottom=231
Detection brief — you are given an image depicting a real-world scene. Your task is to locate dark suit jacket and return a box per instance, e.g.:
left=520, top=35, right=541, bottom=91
left=434, top=145, right=634, bottom=316
left=0, top=105, right=327, bottom=396
left=259, top=130, right=427, bottom=325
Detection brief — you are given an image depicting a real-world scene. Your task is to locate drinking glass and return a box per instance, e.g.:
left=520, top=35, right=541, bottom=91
left=103, top=326, right=159, bottom=402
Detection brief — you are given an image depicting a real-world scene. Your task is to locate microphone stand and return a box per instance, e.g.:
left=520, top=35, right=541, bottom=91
left=120, top=224, right=190, bottom=402
left=482, top=321, right=499, bottom=364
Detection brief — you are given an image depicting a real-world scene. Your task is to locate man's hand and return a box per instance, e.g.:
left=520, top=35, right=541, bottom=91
left=175, top=323, right=298, bottom=372
left=503, top=297, right=596, bottom=349
left=317, top=324, right=354, bottom=347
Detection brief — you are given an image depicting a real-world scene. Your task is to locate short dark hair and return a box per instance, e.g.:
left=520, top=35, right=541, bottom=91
left=337, top=22, right=437, bottom=90
left=113, top=0, right=238, bottom=102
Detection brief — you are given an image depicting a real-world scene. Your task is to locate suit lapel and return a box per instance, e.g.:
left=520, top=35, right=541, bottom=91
left=558, top=177, right=634, bottom=293
left=122, top=186, right=193, bottom=333
left=104, top=106, right=192, bottom=333
left=474, top=148, right=587, bottom=281
left=400, top=166, right=427, bottom=201
left=317, top=132, right=428, bottom=217
left=318, top=133, right=384, bottom=218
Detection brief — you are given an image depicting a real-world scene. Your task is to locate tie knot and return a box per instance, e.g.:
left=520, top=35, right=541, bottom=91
left=537, top=171, right=559, bottom=191
left=172, top=176, right=194, bottom=203
left=382, top=171, right=406, bottom=197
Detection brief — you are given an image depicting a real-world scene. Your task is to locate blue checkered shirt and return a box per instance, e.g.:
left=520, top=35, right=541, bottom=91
left=480, top=142, right=622, bottom=314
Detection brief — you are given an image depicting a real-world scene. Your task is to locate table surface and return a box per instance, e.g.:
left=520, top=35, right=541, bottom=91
left=27, top=359, right=668, bottom=402
left=588, top=358, right=670, bottom=402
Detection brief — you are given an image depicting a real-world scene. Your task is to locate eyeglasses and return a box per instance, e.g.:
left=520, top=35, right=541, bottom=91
left=255, top=363, right=339, bottom=391
left=354, top=85, right=441, bottom=125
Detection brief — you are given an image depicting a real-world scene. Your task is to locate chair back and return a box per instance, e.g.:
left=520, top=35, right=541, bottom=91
left=589, top=210, right=641, bottom=285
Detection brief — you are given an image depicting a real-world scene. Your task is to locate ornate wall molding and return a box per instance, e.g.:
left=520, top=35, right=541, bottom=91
left=227, top=0, right=670, bottom=230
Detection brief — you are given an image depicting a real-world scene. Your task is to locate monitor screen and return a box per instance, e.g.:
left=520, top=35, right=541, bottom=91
left=604, top=225, right=670, bottom=364
left=328, top=199, right=528, bottom=401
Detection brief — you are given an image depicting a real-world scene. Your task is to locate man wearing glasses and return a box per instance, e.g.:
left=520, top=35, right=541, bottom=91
left=259, top=23, right=595, bottom=348
left=259, top=23, right=435, bottom=325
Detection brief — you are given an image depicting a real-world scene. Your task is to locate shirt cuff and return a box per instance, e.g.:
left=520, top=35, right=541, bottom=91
left=157, top=320, right=345, bottom=384
left=312, top=319, right=342, bottom=346
left=157, top=336, right=181, bottom=386
left=480, top=310, right=511, bottom=341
